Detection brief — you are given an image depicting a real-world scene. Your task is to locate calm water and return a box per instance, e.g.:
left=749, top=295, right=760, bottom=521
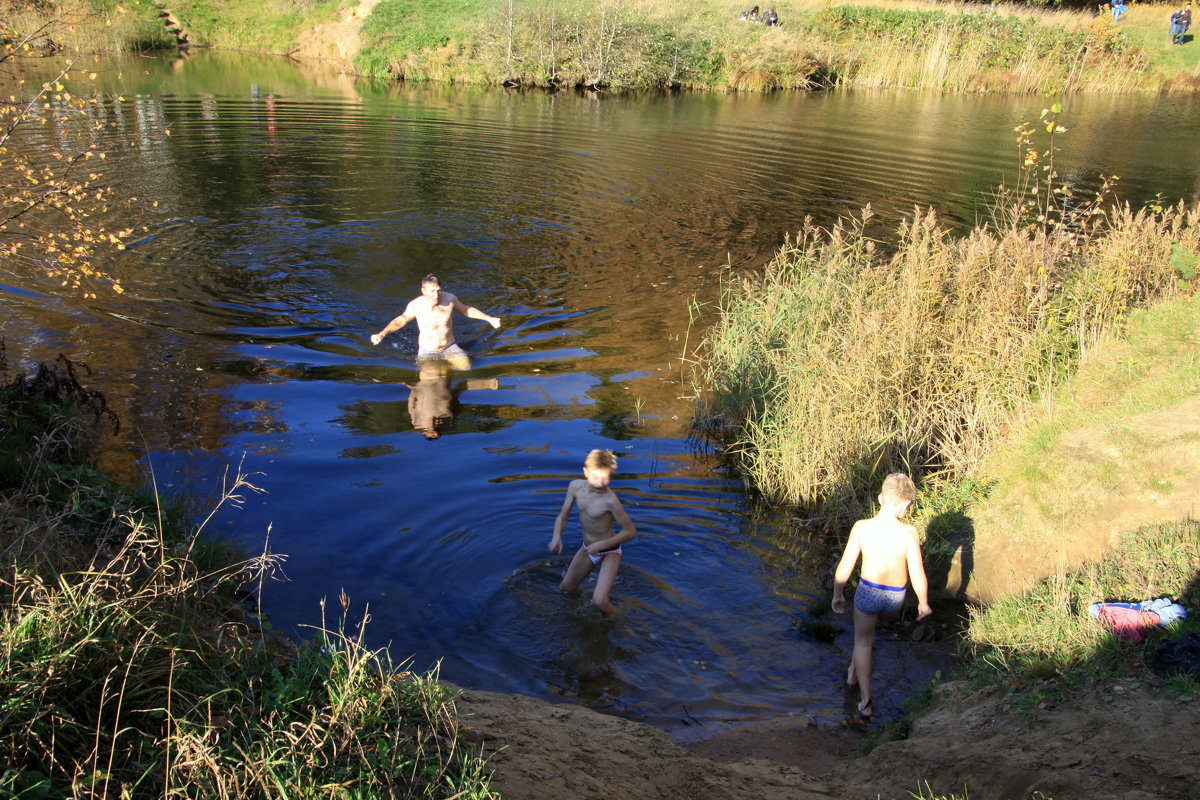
left=3, top=51, right=1198, bottom=737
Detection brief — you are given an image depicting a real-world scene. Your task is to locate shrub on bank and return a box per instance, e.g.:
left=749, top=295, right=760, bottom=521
left=355, top=0, right=828, bottom=90
left=691, top=117, right=1199, bottom=525
left=0, top=349, right=496, bottom=799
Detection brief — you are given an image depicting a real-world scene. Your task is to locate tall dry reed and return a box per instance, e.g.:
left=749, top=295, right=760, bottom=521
left=693, top=194, right=1198, bottom=521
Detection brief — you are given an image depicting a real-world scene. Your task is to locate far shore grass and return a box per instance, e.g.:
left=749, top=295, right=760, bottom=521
left=9, top=0, right=1200, bottom=93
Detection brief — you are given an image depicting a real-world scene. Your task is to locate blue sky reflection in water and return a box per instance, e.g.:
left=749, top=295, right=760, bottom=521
left=2, top=51, right=1198, bottom=736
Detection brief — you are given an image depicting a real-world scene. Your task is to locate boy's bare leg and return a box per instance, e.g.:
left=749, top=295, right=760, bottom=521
left=591, top=552, right=622, bottom=617
left=560, top=547, right=594, bottom=592
left=851, top=606, right=877, bottom=716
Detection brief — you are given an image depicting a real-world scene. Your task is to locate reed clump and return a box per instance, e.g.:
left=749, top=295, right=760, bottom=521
left=810, top=4, right=1145, bottom=93
left=691, top=115, right=1199, bottom=525
left=0, top=348, right=496, bottom=799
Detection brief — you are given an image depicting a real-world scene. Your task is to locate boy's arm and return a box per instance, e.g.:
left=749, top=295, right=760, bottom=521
left=584, top=495, right=636, bottom=553
left=907, top=529, right=933, bottom=620
left=549, top=483, right=579, bottom=553
left=831, top=525, right=862, bottom=614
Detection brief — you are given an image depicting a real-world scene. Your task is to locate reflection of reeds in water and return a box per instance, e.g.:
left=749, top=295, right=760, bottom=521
left=692, top=196, right=1199, bottom=523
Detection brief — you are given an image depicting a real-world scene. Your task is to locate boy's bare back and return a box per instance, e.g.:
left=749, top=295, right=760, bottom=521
left=851, top=515, right=922, bottom=590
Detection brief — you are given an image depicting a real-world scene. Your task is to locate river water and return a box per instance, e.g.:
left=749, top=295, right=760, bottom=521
left=3, top=51, right=1197, bottom=736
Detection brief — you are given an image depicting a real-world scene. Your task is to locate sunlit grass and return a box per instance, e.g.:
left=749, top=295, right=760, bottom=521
left=168, top=0, right=348, bottom=51
left=966, top=519, right=1199, bottom=683
left=691, top=194, right=1197, bottom=526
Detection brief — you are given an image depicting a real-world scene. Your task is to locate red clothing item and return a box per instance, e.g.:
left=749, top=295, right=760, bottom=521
left=1097, top=606, right=1162, bottom=643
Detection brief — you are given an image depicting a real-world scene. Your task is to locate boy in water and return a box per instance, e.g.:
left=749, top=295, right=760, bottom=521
left=831, top=473, right=932, bottom=717
left=548, top=449, right=637, bottom=617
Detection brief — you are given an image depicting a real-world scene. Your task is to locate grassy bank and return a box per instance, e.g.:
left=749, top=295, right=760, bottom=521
left=8, top=0, right=1200, bottom=93
left=690, top=109, right=1198, bottom=532
left=0, top=347, right=495, bottom=799
left=352, top=0, right=1148, bottom=91
left=1, top=0, right=177, bottom=53
left=966, top=517, right=1199, bottom=687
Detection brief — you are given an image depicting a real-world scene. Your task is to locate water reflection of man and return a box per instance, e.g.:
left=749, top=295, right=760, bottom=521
left=405, top=360, right=499, bottom=440
left=371, top=274, right=501, bottom=369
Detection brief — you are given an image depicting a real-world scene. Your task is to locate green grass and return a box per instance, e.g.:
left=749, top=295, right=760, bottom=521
left=965, top=519, right=1199, bottom=686
left=356, top=0, right=494, bottom=78
left=1105, top=2, right=1200, bottom=87
left=0, top=347, right=497, bottom=800
left=973, top=287, right=1200, bottom=560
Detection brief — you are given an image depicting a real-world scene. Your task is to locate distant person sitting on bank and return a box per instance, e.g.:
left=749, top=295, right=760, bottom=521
left=764, top=7, right=780, bottom=26
left=1170, top=2, right=1192, bottom=43
left=1111, top=0, right=1127, bottom=22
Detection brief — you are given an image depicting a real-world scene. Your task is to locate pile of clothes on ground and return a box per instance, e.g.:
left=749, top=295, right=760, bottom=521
left=1088, top=597, right=1199, bottom=678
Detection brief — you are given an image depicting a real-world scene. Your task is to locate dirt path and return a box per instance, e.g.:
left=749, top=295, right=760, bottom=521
left=289, top=0, right=384, bottom=71
left=457, top=688, right=849, bottom=800
left=460, top=681, right=1199, bottom=800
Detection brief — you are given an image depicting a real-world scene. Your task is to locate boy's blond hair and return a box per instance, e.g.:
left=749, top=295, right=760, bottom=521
left=584, top=449, right=617, bottom=472
left=880, top=472, right=917, bottom=504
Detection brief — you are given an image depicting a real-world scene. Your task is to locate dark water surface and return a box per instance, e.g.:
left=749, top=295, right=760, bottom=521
left=3, top=51, right=1198, bottom=736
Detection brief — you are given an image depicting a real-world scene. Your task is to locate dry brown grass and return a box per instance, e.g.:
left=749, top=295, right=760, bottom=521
left=693, top=197, right=1199, bottom=521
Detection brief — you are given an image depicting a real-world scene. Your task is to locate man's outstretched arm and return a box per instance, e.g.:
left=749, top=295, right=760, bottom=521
left=371, top=311, right=414, bottom=345
left=452, top=296, right=501, bottom=329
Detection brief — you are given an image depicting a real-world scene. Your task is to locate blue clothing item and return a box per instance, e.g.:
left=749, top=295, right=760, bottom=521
left=1087, top=598, right=1188, bottom=626
left=854, top=579, right=907, bottom=616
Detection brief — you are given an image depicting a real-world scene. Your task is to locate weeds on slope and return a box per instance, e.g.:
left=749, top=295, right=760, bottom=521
left=0, top=347, right=496, bottom=799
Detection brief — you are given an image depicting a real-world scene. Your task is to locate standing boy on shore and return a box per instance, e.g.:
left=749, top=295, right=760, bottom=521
left=831, top=472, right=932, bottom=717
left=548, top=449, right=637, bottom=618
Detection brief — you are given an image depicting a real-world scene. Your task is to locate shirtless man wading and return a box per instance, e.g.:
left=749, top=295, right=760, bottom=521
left=370, top=274, right=501, bottom=368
